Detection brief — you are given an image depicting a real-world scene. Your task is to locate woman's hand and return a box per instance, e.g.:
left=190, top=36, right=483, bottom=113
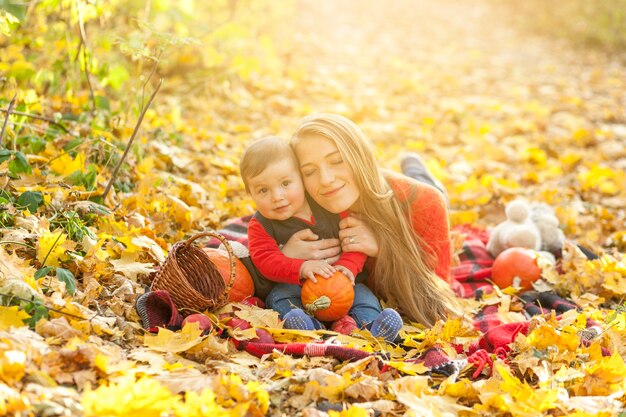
left=339, top=215, right=379, bottom=258
left=282, top=229, right=341, bottom=263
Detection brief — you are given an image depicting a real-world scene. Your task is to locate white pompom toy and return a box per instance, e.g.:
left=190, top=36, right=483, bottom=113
left=487, top=200, right=542, bottom=258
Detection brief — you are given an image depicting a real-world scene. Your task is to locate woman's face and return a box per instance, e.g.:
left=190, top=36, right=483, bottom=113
left=293, top=135, right=360, bottom=213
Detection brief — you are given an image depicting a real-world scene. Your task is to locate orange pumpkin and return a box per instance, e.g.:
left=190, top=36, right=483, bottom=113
left=203, top=248, right=255, bottom=302
left=301, top=271, right=355, bottom=322
left=492, top=247, right=542, bottom=290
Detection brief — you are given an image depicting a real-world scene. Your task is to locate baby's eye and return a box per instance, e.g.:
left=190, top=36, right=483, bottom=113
left=257, top=187, right=268, bottom=194
left=282, top=180, right=291, bottom=187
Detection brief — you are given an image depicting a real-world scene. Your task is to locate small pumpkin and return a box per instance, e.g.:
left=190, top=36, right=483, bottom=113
left=301, top=271, right=355, bottom=322
left=203, top=248, right=255, bottom=302
left=492, top=247, right=542, bottom=290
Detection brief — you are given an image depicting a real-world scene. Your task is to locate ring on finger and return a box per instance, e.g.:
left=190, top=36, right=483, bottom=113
left=348, top=236, right=356, bottom=244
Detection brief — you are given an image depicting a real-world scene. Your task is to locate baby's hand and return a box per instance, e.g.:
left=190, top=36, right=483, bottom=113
left=300, top=260, right=335, bottom=283
left=334, top=265, right=355, bottom=285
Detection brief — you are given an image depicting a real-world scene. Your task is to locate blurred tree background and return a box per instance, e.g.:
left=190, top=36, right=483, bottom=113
left=494, top=0, right=626, bottom=52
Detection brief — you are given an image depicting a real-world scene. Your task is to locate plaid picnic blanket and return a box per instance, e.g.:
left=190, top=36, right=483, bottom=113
left=140, top=217, right=609, bottom=375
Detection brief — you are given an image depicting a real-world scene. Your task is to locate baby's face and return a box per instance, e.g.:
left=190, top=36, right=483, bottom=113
left=247, top=159, right=308, bottom=221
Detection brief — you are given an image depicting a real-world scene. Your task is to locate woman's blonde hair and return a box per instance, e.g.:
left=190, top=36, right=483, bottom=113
left=291, top=114, right=461, bottom=326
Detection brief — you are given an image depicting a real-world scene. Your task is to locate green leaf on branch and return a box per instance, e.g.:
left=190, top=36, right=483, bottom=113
left=0, top=189, right=14, bottom=203
left=34, top=266, right=54, bottom=280
left=0, top=0, right=27, bottom=22
left=95, top=95, right=110, bottom=112
left=16, top=135, right=46, bottom=154
left=8, top=151, right=32, bottom=177
left=55, top=268, right=76, bottom=296
left=16, top=191, right=44, bottom=213
left=0, top=9, right=20, bottom=36
left=66, top=165, right=97, bottom=191
left=26, top=304, right=49, bottom=328
left=0, top=149, right=12, bottom=163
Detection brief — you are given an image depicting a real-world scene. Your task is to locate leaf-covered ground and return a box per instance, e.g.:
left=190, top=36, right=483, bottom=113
left=1, top=1, right=625, bottom=416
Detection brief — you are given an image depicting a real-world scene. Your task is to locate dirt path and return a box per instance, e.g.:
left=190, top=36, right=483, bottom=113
left=279, top=0, right=626, bottom=243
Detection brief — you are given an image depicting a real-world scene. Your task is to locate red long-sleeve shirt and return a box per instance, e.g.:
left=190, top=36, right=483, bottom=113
left=248, top=212, right=366, bottom=285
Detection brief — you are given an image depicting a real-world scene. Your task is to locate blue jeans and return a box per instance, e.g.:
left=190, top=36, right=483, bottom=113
left=265, top=283, right=382, bottom=329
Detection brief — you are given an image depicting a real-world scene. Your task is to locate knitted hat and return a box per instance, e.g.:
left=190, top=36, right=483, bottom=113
left=135, top=290, right=183, bottom=332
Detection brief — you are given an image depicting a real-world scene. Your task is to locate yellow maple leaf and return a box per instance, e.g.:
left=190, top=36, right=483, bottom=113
left=525, top=324, right=580, bottom=353
left=37, top=230, right=71, bottom=267
left=578, top=352, right=626, bottom=396
left=439, top=378, right=479, bottom=400
left=449, top=209, right=479, bottom=227
left=94, top=353, right=136, bottom=375
left=234, top=305, right=281, bottom=328
left=212, top=373, right=269, bottom=415
left=0, top=248, right=41, bottom=300
left=82, top=375, right=177, bottom=417
left=578, top=165, right=620, bottom=195
left=405, top=317, right=471, bottom=350
left=112, top=236, right=143, bottom=253
left=392, top=377, right=472, bottom=417
left=496, top=364, right=559, bottom=413
left=49, top=151, right=86, bottom=176
left=385, top=361, right=429, bottom=376
left=0, top=306, right=30, bottom=330
left=174, top=389, right=227, bottom=417
left=109, top=252, right=156, bottom=281
left=317, top=372, right=354, bottom=401
left=522, top=146, right=547, bottom=168
left=329, top=407, right=369, bottom=417
left=143, top=322, right=205, bottom=353
left=0, top=383, right=31, bottom=415
left=0, top=349, right=27, bottom=384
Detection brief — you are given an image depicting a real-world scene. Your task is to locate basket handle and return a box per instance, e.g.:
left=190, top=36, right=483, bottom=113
left=182, top=231, right=237, bottom=293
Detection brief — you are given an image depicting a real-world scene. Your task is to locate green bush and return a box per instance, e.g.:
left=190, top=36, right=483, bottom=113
left=494, top=0, right=626, bottom=51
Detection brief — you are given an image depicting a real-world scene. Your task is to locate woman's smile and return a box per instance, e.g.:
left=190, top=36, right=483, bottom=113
left=321, top=184, right=344, bottom=197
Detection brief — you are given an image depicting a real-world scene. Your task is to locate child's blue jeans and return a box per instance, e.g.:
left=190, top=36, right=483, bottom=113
left=265, top=283, right=382, bottom=329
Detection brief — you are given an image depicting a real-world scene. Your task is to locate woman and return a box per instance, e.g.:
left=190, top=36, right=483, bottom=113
left=283, top=113, right=461, bottom=326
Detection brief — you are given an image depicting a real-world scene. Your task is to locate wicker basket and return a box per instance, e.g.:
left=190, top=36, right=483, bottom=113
left=150, top=231, right=236, bottom=315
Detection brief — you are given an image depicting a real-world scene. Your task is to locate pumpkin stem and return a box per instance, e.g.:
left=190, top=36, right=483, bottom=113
left=305, top=295, right=331, bottom=315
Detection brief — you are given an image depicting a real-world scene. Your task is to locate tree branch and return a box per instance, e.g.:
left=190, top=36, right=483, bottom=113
left=75, top=0, right=96, bottom=113
left=102, top=78, right=163, bottom=202
left=0, top=108, right=72, bottom=134
left=0, top=93, right=17, bottom=148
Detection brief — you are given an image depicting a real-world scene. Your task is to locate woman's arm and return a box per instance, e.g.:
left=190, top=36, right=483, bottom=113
left=281, top=229, right=342, bottom=263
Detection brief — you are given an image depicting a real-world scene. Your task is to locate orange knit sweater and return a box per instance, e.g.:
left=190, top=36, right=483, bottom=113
left=365, top=172, right=451, bottom=285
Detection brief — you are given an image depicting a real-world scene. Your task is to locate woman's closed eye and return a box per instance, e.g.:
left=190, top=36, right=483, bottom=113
left=302, top=169, right=316, bottom=177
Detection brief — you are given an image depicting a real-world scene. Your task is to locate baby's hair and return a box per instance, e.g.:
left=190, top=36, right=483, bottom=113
left=240, top=136, right=298, bottom=192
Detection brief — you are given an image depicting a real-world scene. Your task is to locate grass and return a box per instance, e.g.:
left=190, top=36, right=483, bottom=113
left=494, top=0, right=626, bottom=52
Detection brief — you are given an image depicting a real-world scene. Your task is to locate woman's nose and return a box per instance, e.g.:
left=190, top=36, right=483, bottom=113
left=319, top=166, right=335, bottom=184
